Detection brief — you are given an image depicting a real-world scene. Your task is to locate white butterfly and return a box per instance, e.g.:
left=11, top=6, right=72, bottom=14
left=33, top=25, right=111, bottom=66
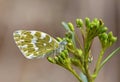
left=13, top=30, right=66, bottom=59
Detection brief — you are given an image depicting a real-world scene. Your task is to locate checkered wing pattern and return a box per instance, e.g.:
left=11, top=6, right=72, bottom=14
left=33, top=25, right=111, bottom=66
left=13, top=30, right=59, bottom=59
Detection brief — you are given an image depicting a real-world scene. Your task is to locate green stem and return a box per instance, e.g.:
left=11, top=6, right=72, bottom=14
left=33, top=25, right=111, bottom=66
left=66, top=66, right=83, bottom=82
left=84, top=39, right=92, bottom=62
left=84, top=62, right=94, bottom=82
left=56, top=60, right=83, bottom=82
left=83, top=39, right=93, bottom=82
left=93, top=48, right=106, bottom=79
left=75, top=32, right=83, bottom=49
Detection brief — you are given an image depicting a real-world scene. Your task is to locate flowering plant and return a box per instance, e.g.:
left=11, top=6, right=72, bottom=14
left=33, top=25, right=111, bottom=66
left=47, top=18, right=120, bottom=82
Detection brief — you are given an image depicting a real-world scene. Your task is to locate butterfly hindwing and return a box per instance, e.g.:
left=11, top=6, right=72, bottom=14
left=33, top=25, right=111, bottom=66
left=13, top=30, right=59, bottom=59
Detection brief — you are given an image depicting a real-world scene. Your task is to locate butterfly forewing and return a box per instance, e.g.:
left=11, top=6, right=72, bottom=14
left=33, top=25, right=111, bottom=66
left=13, top=30, right=59, bottom=59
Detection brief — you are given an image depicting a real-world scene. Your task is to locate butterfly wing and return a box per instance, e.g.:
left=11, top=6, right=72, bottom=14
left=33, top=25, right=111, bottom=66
left=13, top=30, right=59, bottom=59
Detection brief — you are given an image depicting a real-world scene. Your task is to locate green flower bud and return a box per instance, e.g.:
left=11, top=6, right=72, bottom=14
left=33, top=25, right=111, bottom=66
left=108, top=32, right=113, bottom=38
left=85, top=17, right=90, bottom=28
left=99, top=33, right=108, bottom=40
left=63, top=50, right=68, bottom=58
left=93, top=18, right=99, bottom=23
left=64, top=50, right=68, bottom=55
left=108, top=32, right=117, bottom=45
left=71, top=58, right=81, bottom=66
left=76, top=49, right=82, bottom=57
left=65, top=37, right=71, bottom=42
left=108, top=36, right=117, bottom=47
left=93, top=18, right=99, bottom=28
left=47, top=57, right=56, bottom=64
left=100, top=27, right=108, bottom=33
left=111, top=37, right=117, bottom=43
left=65, top=32, right=72, bottom=39
left=54, top=56, right=59, bottom=62
left=68, top=22, right=74, bottom=31
left=76, top=19, right=83, bottom=27
left=89, top=23, right=94, bottom=29
left=67, top=42, right=74, bottom=49
left=58, top=55, right=64, bottom=64
left=99, top=33, right=108, bottom=47
left=56, top=37, right=63, bottom=42
left=68, top=42, right=72, bottom=46
left=60, top=52, right=66, bottom=59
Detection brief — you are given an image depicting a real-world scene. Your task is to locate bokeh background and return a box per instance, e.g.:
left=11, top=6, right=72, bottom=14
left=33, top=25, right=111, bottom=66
left=0, top=0, right=120, bottom=82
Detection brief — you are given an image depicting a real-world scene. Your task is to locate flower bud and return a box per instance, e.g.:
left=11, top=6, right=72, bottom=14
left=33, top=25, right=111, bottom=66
left=85, top=17, right=90, bottom=28
left=100, top=33, right=108, bottom=40
left=89, top=23, right=94, bottom=29
left=71, top=58, right=81, bottom=66
left=63, top=50, right=68, bottom=57
left=76, top=19, right=83, bottom=27
left=68, top=42, right=73, bottom=45
left=60, top=52, right=66, bottom=59
left=47, top=57, right=56, bottom=64
left=108, top=32, right=113, bottom=38
left=76, top=49, right=82, bottom=57
left=65, top=32, right=72, bottom=39
left=110, top=37, right=117, bottom=43
left=56, top=37, right=63, bottom=42
left=93, top=18, right=99, bottom=23
left=99, top=33, right=108, bottom=47
left=65, top=37, right=71, bottom=42
left=58, top=55, right=64, bottom=64
left=100, top=27, right=108, bottom=33
left=93, top=18, right=99, bottom=28
left=54, top=56, right=59, bottom=62
left=68, top=22, right=74, bottom=32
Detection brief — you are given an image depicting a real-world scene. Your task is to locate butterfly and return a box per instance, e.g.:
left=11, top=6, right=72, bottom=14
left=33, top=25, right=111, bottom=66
left=13, top=30, right=66, bottom=59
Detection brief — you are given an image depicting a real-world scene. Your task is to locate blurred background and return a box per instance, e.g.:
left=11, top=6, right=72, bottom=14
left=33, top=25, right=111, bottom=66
left=0, top=0, right=120, bottom=82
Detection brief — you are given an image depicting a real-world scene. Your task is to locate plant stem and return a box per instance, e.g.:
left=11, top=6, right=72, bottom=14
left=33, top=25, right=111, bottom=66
left=67, top=66, right=83, bottom=82
left=84, top=61, right=94, bottom=82
left=83, top=37, right=94, bottom=82
left=93, top=48, right=106, bottom=79
left=75, top=32, right=83, bottom=49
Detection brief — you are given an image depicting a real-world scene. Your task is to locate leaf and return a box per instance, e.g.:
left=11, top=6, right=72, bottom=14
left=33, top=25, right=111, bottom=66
left=80, top=72, right=88, bottom=82
left=62, top=21, right=70, bottom=31
left=99, top=47, right=120, bottom=71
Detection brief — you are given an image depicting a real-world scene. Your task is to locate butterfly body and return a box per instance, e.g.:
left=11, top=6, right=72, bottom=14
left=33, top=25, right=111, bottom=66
left=13, top=30, right=65, bottom=59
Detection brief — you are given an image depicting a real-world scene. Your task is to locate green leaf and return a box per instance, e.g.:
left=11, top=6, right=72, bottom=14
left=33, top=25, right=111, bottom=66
left=80, top=72, right=88, bottom=82
left=99, top=47, right=120, bottom=71
left=62, top=21, right=70, bottom=32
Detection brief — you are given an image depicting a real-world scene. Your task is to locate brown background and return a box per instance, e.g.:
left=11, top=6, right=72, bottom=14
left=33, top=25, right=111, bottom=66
left=0, top=0, right=120, bottom=82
